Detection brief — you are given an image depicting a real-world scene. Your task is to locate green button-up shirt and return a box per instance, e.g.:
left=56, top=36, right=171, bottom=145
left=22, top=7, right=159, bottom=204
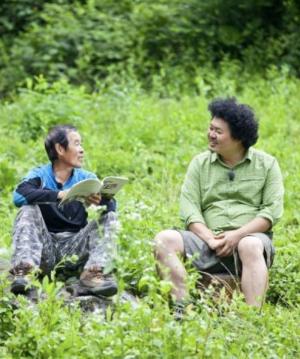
left=180, top=148, right=284, bottom=233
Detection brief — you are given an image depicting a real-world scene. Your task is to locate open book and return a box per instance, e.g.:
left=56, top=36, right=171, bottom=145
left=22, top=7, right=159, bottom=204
left=59, top=176, right=128, bottom=206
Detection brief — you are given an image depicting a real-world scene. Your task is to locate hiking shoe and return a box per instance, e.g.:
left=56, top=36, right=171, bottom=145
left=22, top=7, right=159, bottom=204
left=173, top=301, right=186, bottom=321
left=79, top=269, right=118, bottom=297
left=10, top=264, right=33, bottom=295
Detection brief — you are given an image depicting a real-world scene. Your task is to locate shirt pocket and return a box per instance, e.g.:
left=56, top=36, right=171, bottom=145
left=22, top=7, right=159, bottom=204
left=237, top=176, right=265, bottom=204
left=201, top=179, right=228, bottom=202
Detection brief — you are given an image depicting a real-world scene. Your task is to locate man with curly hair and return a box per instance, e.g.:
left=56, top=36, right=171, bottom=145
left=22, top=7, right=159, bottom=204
left=154, top=98, right=284, bottom=309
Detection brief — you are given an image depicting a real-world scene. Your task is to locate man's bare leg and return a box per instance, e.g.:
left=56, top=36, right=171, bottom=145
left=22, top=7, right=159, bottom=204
left=154, top=230, right=187, bottom=301
left=238, top=236, right=268, bottom=307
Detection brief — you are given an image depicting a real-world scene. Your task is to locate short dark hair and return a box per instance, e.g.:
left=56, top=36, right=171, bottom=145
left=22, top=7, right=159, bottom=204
left=45, top=124, right=77, bottom=163
left=208, top=98, right=258, bottom=149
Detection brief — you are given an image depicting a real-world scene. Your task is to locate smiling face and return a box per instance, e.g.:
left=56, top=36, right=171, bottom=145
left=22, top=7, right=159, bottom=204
left=208, top=117, right=243, bottom=157
left=55, top=130, right=84, bottom=168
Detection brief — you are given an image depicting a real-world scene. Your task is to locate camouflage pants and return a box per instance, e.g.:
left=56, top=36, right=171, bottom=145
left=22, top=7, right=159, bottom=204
left=11, top=205, right=118, bottom=274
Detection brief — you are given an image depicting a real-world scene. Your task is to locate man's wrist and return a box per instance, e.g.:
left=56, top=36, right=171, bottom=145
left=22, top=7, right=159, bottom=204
left=233, top=228, right=247, bottom=240
left=189, top=223, right=214, bottom=243
left=205, top=237, right=215, bottom=247
left=57, top=191, right=64, bottom=200
left=193, top=231, right=215, bottom=245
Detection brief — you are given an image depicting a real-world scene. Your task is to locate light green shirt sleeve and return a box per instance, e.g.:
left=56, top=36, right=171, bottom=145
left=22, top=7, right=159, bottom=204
left=179, top=157, right=206, bottom=228
left=256, top=158, right=284, bottom=226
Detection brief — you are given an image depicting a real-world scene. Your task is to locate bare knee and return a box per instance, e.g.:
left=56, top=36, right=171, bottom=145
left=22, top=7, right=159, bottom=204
left=154, top=230, right=184, bottom=259
left=238, top=236, right=264, bottom=264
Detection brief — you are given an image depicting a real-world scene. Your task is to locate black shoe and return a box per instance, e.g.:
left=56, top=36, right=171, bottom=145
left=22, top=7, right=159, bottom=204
left=79, top=270, right=118, bottom=297
left=173, top=301, right=186, bottom=321
left=11, top=265, right=32, bottom=295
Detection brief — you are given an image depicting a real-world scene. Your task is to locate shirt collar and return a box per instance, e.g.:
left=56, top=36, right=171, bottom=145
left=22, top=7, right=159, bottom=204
left=50, top=163, right=75, bottom=184
left=210, top=151, right=218, bottom=163
left=210, top=147, right=253, bottom=164
left=245, top=147, right=253, bottom=161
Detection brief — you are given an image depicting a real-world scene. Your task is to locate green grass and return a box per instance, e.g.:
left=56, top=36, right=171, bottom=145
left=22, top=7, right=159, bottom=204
left=0, top=71, right=299, bottom=358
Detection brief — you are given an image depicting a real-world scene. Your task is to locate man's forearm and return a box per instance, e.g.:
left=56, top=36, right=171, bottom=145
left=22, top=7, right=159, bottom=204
left=188, top=222, right=215, bottom=244
left=234, top=217, right=271, bottom=239
left=14, top=181, right=58, bottom=206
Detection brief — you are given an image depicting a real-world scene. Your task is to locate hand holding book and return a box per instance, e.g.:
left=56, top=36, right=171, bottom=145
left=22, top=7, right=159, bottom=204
left=59, top=176, right=128, bottom=206
left=84, top=193, right=102, bottom=206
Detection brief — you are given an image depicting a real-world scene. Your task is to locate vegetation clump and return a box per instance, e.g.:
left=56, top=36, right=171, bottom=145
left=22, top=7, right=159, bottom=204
left=0, top=72, right=299, bottom=357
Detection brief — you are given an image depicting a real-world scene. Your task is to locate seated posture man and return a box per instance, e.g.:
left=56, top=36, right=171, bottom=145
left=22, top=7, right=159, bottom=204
left=11, top=124, right=118, bottom=297
left=155, top=98, right=284, bottom=307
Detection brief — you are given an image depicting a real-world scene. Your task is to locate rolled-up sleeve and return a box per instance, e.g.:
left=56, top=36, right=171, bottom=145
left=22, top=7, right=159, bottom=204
left=179, top=157, right=206, bottom=228
left=256, top=158, right=284, bottom=226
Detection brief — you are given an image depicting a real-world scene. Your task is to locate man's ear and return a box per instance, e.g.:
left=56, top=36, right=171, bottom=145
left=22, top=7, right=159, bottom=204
left=54, top=143, right=65, bottom=157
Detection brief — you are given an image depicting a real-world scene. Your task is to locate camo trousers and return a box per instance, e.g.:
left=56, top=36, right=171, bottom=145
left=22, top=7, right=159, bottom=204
left=11, top=205, right=118, bottom=274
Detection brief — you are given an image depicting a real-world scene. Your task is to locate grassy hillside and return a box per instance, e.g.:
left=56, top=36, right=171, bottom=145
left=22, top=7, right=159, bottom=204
left=0, top=71, right=299, bottom=357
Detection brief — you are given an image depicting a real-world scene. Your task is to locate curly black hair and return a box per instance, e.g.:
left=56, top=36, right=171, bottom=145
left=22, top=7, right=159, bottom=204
left=208, top=98, right=258, bottom=149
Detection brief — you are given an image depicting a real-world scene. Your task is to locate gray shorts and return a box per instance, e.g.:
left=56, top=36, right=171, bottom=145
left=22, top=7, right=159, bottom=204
left=177, top=230, right=275, bottom=276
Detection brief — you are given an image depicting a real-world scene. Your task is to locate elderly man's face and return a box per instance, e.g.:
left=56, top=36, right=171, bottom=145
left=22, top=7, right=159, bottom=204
left=57, top=130, right=84, bottom=168
left=207, top=117, right=242, bottom=156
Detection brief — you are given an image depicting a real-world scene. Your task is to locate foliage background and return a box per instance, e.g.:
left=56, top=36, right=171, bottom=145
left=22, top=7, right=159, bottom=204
left=0, top=0, right=300, bottom=358
left=1, top=0, right=300, bottom=96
